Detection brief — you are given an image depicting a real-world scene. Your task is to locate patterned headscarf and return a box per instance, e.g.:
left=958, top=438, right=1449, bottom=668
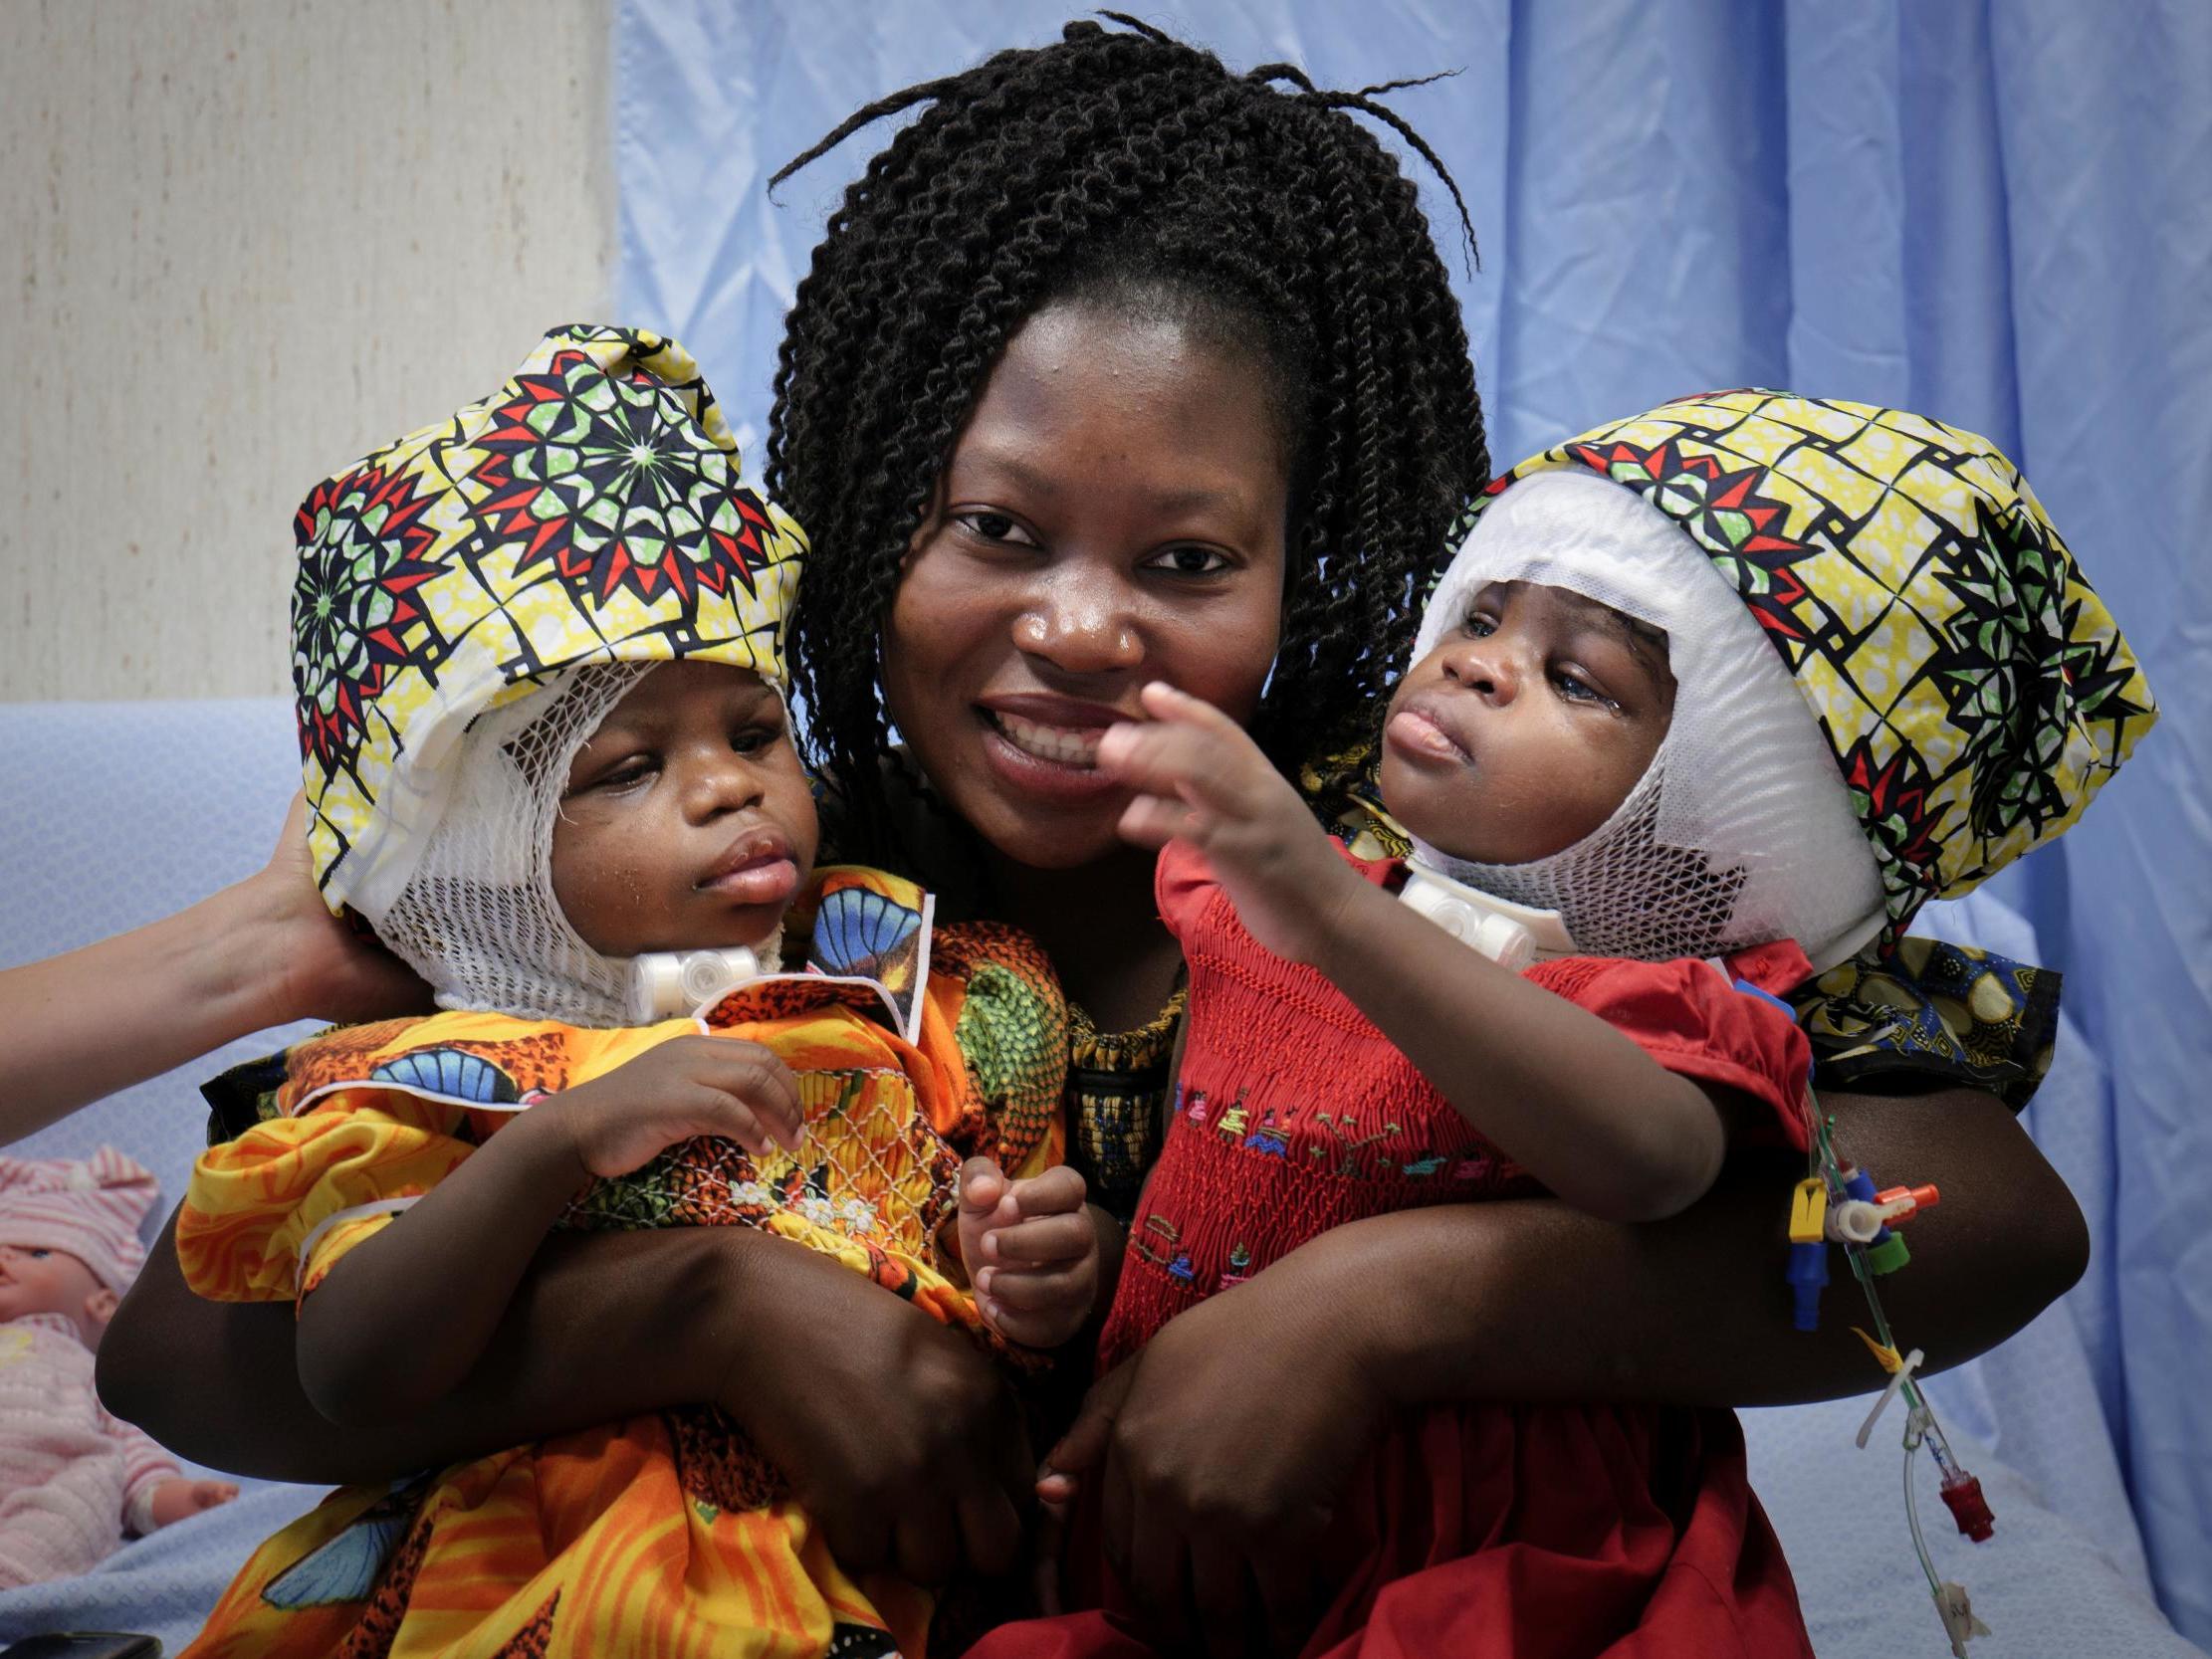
left=294, top=323, right=806, bottom=920
left=1474, top=390, right=2156, bottom=947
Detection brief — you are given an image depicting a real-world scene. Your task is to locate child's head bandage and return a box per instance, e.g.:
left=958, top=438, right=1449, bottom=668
left=1412, top=470, right=1887, bottom=969
left=290, top=324, right=808, bottom=1023
left=1416, top=390, right=2155, bottom=965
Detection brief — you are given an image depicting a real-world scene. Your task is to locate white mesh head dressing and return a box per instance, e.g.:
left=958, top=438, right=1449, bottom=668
left=1406, top=470, right=1887, bottom=971
left=363, top=664, right=651, bottom=1026
left=360, top=660, right=782, bottom=1027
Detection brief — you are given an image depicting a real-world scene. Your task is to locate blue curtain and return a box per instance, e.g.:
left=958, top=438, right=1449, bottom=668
left=615, top=0, right=2212, bottom=1636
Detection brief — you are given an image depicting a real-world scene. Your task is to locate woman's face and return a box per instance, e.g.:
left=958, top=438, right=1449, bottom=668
left=882, top=300, right=1291, bottom=872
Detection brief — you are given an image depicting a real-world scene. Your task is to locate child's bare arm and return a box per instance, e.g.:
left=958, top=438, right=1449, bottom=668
left=299, top=1036, right=801, bottom=1425
left=1099, top=682, right=1726, bottom=1223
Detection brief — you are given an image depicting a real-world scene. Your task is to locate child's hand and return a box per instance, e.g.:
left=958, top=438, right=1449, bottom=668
left=956, top=1157, right=1098, bottom=1348
left=548, top=1034, right=803, bottom=1178
left=148, top=1476, right=239, bottom=1530
left=1097, top=681, right=1362, bottom=964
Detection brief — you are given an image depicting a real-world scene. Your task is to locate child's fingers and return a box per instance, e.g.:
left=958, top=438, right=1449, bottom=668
left=983, top=1211, right=1095, bottom=1267
left=1009, top=1165, right=1087, bottom=1218
left=692, top=1090, right=780, bottom=1160
left=664, top=1037, right=804, bottom=1151
left=1118, top=792, right=1199, bottom=850
left=700, top=1042, right=804, bottom=1150
left=978, top=1261, right=1091, bottom=1314
left=957, top=1156, right=1008, bottom=1221
left=1097, top=721, right=1244, bottom=806
left=1137, top=679, right=1244, bottom=733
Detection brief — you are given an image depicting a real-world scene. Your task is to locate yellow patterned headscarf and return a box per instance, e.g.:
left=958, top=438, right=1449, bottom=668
left=1478, top=390, right=2155, bottom=945
left=292, top=323, right=806, bottom=916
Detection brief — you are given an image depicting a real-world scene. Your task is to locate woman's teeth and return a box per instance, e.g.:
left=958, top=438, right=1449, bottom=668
left=992, top=710, right=1103, bottom=767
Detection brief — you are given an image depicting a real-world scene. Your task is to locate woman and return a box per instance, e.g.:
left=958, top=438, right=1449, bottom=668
left=100, top=20, right=2085, bottom=1654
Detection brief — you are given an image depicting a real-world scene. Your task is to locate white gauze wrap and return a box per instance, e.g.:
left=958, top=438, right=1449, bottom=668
left=361, top=662, right=780, bottom=1028
left=1407, top=470, right=1886, bottom=971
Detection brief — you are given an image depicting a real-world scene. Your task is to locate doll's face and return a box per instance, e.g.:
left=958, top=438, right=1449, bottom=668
left=551, top=663, right=822, bottom=956
left=1380, top=580, right=1676, bottom=866
left=0, top=1242, right=114, bottom=1344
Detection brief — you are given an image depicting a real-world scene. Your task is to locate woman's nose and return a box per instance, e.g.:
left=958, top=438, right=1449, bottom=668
left=1013, top=574, right=1143, bottom=677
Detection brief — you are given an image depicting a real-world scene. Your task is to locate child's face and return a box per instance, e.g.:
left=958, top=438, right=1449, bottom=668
left=0, top=1242, right=112, bottom=1342
left=1381, top=581, right=1676, bottom=866
left=550, top=662, right=820, bottom=956
left=880, top=299, right=1292, bottom=874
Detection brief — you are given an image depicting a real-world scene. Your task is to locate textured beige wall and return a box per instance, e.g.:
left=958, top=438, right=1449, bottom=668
left=1, top=0, right=615, bottom=701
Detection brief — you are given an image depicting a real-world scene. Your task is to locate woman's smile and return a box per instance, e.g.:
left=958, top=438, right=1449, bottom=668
left=881, top=299, right=1290, bottom=871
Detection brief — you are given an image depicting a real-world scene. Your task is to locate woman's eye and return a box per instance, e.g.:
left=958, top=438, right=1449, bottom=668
left=1146, top=545, right=1231, bottom=576
left=955, top=511, right=1038, bottom=548
left=1461, top=614, right=1497, bottom=639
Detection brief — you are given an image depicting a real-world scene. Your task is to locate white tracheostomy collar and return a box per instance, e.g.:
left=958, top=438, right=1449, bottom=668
left=1402, top=470, right=1889, bottom=973
left=1397, top=859, right=1576, bottom=971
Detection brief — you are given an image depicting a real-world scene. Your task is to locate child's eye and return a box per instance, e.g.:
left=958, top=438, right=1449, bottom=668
left=731, top=725, right=782, bottom=756
left=953, top=511, right=1040, bottom=549
left=583, top=755, right=659, bottom=793
left=1143, top=545, right=1232, bottom=576
left=1551, top=669, right=1618, bottom=710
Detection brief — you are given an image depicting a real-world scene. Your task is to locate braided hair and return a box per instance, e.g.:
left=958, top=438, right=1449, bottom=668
left=768, top=13, right=1488, bottom=854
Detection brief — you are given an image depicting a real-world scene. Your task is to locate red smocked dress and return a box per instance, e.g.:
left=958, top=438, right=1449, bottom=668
left=980, top=840, right=1819, bottom=1659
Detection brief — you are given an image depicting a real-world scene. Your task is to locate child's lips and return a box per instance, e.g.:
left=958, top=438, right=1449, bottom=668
left=702, top=857, right=799, bottom=906
left=697, top=831, right=799, bottom=907
left=1386, top=703, right=1474, bottom=764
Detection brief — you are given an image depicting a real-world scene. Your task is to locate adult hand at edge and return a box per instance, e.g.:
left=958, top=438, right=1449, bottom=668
left=250, top=790, right=430, bottom=1028
left=716, top=1237, right=1035, bottom=1586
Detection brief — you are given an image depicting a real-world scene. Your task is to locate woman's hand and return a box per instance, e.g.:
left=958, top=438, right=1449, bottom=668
left=715, top=1240, right=1037, bottom=1586
left=247, top=790, right=430, bottom=1029
left=1042, top=1267, right=1388, bottom=1654
left=1097, top=682, right=1363, bottom=965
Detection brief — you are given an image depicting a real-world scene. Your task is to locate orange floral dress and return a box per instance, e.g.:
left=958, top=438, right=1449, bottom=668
left=176, top=867, right=1065, bottom=1659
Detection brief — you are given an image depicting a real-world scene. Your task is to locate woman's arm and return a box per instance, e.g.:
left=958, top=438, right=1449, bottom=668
left=1327, top=1084, right=2086, bottom=1407
left=103, top=1206, right=1037, bottom=1583
left=1077, top=1084, right=2084, bottom=1646
left=0, top=793, right=425, bottom=1145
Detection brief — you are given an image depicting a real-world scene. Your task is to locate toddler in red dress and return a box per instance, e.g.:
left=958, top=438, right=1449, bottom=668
left=974, top=392, right=2154, bottom=1658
